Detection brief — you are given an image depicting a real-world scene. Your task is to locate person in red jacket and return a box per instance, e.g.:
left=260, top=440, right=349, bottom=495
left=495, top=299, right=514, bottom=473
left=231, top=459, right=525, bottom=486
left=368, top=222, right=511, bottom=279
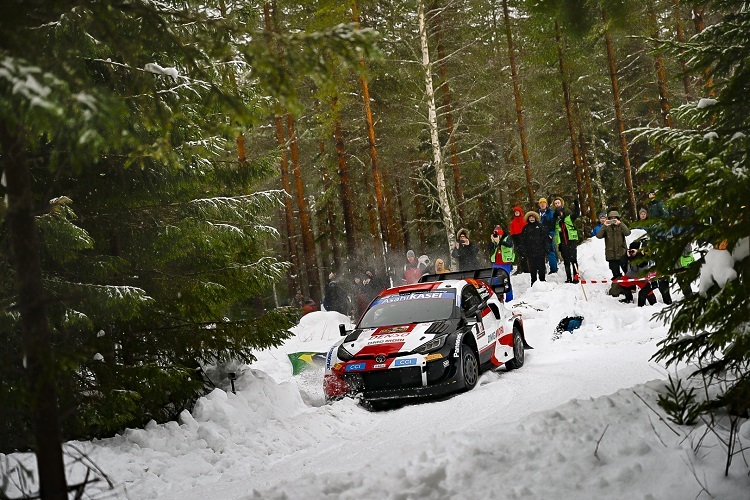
left=509, top=206, right=528, bottom=273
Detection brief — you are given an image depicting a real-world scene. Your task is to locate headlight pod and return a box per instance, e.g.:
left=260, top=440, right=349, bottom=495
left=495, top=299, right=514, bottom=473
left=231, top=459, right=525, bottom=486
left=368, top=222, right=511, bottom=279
left=415, top=335, right=447, bottom=354
left=337, top=344, right=355, bottom=361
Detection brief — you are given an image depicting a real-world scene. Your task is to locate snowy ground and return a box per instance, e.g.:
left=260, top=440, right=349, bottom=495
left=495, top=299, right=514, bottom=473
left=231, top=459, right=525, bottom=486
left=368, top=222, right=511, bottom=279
left=3, top=231, right=749, bottom=499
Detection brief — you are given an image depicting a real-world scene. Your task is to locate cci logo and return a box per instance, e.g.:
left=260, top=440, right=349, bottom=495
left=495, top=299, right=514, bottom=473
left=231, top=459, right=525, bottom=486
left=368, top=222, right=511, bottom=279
left=345, top=362, right=366, bottom=372
left=394, top=358, right=417, bottom=367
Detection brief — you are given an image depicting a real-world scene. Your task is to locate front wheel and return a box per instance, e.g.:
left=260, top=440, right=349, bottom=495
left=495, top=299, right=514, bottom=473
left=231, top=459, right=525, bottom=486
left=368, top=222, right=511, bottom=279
left=460, top=344, right=479, bottom=391
left=505, top=327, right=525, bottom=370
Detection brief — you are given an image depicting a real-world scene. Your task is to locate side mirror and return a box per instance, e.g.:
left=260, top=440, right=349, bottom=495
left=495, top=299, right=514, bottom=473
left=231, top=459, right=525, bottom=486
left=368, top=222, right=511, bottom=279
left=339, top=324, right=347, bottom=336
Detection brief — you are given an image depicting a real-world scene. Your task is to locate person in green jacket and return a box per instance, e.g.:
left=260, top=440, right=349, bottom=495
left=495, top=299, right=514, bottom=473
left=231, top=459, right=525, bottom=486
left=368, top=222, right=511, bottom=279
left=552, top=197, right=580, bottom=283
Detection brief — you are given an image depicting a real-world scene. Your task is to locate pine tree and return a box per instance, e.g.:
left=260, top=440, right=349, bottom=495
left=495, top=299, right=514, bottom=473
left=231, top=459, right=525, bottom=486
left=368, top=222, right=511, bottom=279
left=636, top=0, right=750, bottom=417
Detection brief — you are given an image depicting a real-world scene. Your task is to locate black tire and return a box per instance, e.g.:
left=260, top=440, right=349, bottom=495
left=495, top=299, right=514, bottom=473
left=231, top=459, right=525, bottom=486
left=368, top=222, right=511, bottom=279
left=505, top=326, right=525, bottom=370
left=460, top=343, right=479, bottom=391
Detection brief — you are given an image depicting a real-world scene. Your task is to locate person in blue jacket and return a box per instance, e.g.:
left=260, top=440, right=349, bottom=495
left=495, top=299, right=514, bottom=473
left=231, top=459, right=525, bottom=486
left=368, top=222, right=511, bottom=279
left=538, top=198, right=558, bottom=274
left=591, top=212, right=608, bottom=236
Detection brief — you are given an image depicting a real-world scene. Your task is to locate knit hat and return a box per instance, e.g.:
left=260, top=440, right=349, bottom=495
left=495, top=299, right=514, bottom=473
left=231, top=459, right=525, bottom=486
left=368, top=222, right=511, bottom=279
left=406, top=249, right=415, bottom=259
left=524, top=211, right=540, bottom=222
left=599, top=212, right=607, bottom=219
left=538, top=198, right=548, bottom=205
left=639, top=207, right=648, bottom=215
left=607, top=210, right=621, bottom=219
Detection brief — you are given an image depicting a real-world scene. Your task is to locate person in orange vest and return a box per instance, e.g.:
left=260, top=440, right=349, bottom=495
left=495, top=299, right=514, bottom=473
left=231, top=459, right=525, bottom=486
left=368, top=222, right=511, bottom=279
left=487, top=225, right=514, bottom=301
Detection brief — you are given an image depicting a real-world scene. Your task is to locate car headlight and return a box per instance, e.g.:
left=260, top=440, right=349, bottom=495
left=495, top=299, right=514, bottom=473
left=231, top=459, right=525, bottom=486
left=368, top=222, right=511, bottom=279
left=415, top=335, right=447, bottom=354
left=337, top=344, right=355, bottom=361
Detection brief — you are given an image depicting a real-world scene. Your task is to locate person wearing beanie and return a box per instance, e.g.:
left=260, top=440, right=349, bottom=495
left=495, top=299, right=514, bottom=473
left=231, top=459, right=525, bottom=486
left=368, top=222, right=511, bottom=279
left=402, top=249, right=423, bottom=284
left=487, top=225, right=514, bottom=301
left=509, top=206, right=529, bottom=273
left=538, top=197, right=559, bottom=274
left=596, top=210, right=631, bottom=279
left=552, top=196, right=581, bottom=283
left=591, top=212, right=608, bottom=237
left=520, top=211, right=548, bottom=285
left=452, top=227, right=480, bottom=271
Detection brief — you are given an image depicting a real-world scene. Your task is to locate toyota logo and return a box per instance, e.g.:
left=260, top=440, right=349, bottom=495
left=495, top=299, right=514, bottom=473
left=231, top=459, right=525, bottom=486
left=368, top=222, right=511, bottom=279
left=375, top=354, right=386, bottom=364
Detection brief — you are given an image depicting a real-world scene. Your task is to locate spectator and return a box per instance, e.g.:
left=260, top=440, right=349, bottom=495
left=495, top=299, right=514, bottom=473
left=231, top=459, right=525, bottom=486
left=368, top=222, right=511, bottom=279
left=591, top=212, right=607, bottom=237
left=596, top=210, right=631, bottom=279
left=487, top=225, right=514, bottom=301
left=434, top=258, right=450, bottom=274
left=552, top=197, right=580, bottom=283
left=418, top=254, right=433, bottom=275
left=352, top=273, right=369, bottom=319
left=619, top=240, right=671, bottom=306
left=520, top=211, right=548, bottom=285
left=452, top=228, right=480, bottom=271
left=509, top=206, right=529, bottom=274
left=538, top=197, right=559, bottom=274
left=647, top=191, right=668, bottom=219
left=402, top=250, right=424, bottom=284
left=323, top=271, right=350, bottom=316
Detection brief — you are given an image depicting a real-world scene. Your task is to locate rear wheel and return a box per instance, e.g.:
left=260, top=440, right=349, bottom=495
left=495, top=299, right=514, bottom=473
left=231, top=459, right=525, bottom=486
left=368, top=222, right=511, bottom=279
left=460, top=344, right=479, bottom=391
left=505, top=327, right=525, bottom=370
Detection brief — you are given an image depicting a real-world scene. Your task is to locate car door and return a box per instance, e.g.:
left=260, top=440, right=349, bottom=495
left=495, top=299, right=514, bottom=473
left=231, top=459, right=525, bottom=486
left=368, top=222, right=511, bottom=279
left=460, top=284, right=492, bottom=363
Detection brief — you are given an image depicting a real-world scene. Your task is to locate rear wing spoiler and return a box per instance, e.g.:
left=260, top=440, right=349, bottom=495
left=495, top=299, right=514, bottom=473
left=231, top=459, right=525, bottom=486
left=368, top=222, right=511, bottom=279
left=419, top=267, right=510, bottom=296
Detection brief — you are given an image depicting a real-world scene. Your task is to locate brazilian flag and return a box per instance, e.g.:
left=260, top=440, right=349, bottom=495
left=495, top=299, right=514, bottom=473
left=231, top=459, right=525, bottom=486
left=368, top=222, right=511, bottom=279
left=287, top=352, right=327, bottom=375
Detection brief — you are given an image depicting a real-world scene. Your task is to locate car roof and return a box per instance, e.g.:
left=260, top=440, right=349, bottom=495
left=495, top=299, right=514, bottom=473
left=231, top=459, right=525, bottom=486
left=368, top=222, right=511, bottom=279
left=378, top=280, right=467, bottom=298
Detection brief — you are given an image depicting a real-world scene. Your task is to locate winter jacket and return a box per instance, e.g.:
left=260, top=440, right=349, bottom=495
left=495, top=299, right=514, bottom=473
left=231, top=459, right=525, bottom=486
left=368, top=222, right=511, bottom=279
left=591, top=223, right=604, bottom=237
left=452, top=241, right=480, bottom=271
left=538, top=207, right=556, bottom=239
left=596, top=221, right=631, bottom=261
left=554, top=207, right=579, bottom=245
left=509, top=206, right=527, bottom=236
left=487, top=234, right=514, bottom=265
left=520, top=220, right=549, bottom=261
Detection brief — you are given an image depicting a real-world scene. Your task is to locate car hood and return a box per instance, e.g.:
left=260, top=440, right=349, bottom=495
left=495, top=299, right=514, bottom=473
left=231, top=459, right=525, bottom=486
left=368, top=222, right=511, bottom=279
left=342, top=321, right=452, bottom=358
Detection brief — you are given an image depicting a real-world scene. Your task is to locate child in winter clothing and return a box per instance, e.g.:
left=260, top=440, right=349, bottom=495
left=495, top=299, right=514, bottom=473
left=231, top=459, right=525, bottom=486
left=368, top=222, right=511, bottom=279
left=520, top=212, right=548, bottom=285
left=487, top=225, right=514, bottom=301
left=553, top=197, right=580, bottom=283
left=509, top=206, right=528, bottom=273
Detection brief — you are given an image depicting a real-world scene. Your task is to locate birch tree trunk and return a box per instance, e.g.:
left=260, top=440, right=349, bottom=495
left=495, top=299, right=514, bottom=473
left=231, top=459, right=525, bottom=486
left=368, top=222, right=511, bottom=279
left=602, top=10, right=637, bottom=219
left=287, top=114, right=321, bottom=302
left=502, top=0, right=535, bottom=208
left=433, top=1, right=465, bottom=226
left=418, top=0, right=457, bottom=267
left=0, top=122, right=68, bottom=499
left=352, top=1, right=390, bottom=275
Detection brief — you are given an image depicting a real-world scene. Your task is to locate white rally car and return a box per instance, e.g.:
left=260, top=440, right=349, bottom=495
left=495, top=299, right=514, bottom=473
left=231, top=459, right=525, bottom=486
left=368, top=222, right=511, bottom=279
left=324, top=268, right=530, bottom=408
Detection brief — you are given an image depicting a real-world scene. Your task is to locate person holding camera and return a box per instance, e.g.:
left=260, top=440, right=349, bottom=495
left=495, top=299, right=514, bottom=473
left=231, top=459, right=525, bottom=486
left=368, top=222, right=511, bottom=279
left=596, top=210, right=631, bottom=279
left=520, top=212, right=548, bottom=285
left=452, top=228, right=480, bottom=271
left=487, top=225, right=514, bottom=301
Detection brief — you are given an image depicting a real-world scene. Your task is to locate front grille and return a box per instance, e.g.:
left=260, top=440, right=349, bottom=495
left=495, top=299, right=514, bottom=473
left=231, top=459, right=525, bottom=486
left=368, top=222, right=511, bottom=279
left=361, top=367, right=422, bottom=391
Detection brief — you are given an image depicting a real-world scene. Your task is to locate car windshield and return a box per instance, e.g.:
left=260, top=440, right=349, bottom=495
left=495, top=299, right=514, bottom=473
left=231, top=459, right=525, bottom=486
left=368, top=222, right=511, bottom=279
left=358, top=290, right=456, bottom=328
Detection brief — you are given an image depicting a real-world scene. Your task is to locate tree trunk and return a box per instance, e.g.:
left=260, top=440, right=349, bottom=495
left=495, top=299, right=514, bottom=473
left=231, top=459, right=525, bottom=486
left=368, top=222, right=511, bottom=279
left=578, top=127, right=597, bottom=219
left=692, top=7, right=715, bottom=97
left=352, top=2, right=390, bottom=276
left=286, top=114, right=321, bottom=302
left=602, top=10, right=637, bottom=219
left=672, top=0, right=693, bottom=99
left=651, top=9, right=673, bottom=128
left=320, top=142, right=341, bottom=272
left=331, top=94, right=358, bottom=265
left=555, top=20, right=587, bottom=218
left=502, top=0, right=535, bottom=208
left=394, top=173, right=409, bottom=253
left=265, top=2, right=300, bottom=295
left=433, top=1, right=465, bottom=226
left=418, top=0, right=457, bottom=266
left=0, top=122, right=68, bottom=499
